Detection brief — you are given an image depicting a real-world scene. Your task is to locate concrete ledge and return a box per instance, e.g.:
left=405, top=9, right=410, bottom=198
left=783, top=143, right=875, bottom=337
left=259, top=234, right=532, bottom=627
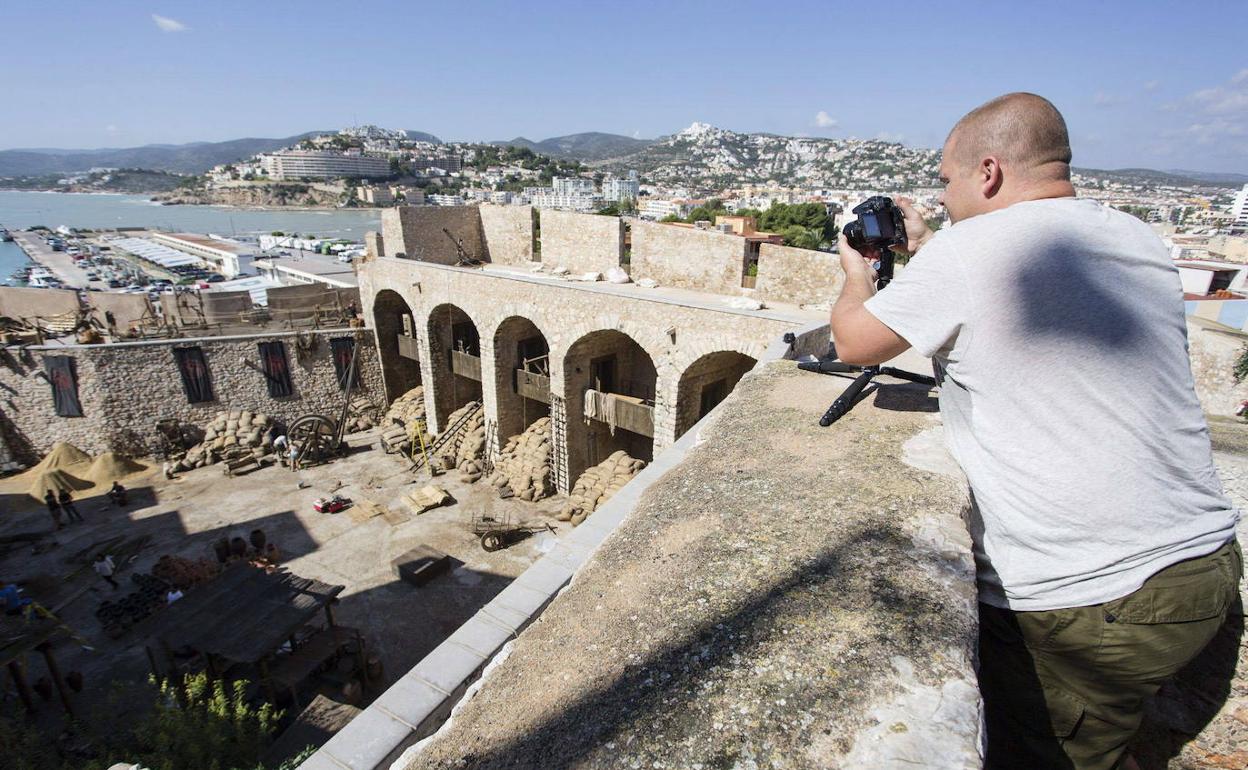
left=24, top=325, right=365, bottom=352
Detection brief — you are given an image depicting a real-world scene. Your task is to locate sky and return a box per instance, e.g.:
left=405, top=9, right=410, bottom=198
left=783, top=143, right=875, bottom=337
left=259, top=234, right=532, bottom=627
left=1, top=0, right=1246, bottom=174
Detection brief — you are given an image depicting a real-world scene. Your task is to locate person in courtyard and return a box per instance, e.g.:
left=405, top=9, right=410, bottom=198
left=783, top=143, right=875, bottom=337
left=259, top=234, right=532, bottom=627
left=58, top=489, right=84, bottom=523
left=93, top=554, right=119, bottom=589
left=107, top=481, right=128, bottom=507
left=44, top=490, right=63, bottom=530
left=831, top=92, right=1242, bottom=770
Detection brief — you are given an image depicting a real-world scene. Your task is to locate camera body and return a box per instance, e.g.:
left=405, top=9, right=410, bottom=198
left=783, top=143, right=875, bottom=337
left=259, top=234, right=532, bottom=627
left=843, top=196, right=907, bottom=253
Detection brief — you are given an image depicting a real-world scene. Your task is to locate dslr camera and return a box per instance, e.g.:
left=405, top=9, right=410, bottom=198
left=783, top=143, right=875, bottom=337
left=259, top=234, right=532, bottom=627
left=843, top=196, right=907, bottom=254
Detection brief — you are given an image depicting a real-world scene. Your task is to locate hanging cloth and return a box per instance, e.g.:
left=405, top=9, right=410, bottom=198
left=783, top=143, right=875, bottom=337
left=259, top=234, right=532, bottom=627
left=330, top=336, right=356, bottom=390
left=172, top=346, right=214, bottom=403
left=258, top=341, right=293, bottom=398
left=45, top=356, right=83, bottom=417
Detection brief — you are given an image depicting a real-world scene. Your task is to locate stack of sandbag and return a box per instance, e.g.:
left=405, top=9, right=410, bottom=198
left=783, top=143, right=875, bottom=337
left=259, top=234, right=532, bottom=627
left=177, top=410, right=273, bottom=470
left=344, top=394, right=380, bottom=433
left=384, top=386, right=426, bottom=426
left=443, top=401, right=486, bottom=482
left=377, top=386, right=427, bottom=453
left=489, top=418, right=554, bottom=502
left=557, top=450, right=646, bottom=526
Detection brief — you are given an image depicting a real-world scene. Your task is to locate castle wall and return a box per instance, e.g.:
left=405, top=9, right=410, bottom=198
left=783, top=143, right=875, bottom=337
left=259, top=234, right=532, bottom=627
left=0, top=329, right=382, bottom=462
left=755, top=242, right=845, bottom=307
left=539, top=210, right=622, bottom=275
left=630, top=220, right=747, bottom=295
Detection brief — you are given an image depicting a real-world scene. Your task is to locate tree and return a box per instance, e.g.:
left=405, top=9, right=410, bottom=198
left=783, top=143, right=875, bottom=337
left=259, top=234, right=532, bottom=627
left=660, top=214, right=682, bottom=223
left=596, top=205, right=620, bottom=217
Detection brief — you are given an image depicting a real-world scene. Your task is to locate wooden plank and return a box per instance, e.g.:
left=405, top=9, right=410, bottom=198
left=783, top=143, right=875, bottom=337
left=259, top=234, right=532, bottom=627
left=450, top=350, right=482, bottom=381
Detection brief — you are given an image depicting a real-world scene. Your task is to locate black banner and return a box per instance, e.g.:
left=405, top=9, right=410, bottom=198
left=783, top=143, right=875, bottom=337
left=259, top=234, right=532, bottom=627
left=45, top=356, right=83, bottom=417
left=330, top=337, right=355, bottom=391
left=258, top=341, right=293, bottom=398
left=173, top=347, right=214, bottom=403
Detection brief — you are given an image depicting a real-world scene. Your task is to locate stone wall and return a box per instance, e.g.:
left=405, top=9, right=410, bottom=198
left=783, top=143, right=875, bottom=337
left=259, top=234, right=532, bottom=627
left=630, top=220, right=747, bottom=295
left=0, top=329, right=383, bottom=462
left=365, top=231, right=384, bottom=260
left=755, top=242, right=845, bottom=306
left=1187, top=319, right=1248, bottom=415
left=539, top=210, right=622, bottom=274
left=381, top=206, right=485, bottom=264
left=479, top=205, right=535, bottom=266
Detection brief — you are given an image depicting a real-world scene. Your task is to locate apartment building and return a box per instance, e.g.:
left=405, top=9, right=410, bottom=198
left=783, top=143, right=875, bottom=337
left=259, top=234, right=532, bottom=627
left=260, top=150, right=391, bottom=181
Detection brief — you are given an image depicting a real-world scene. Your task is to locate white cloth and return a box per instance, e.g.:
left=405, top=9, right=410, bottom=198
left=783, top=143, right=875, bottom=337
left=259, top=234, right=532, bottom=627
left=93, top=556, right=115, bottom=577
left=864, top=197, right=1240, bottom=611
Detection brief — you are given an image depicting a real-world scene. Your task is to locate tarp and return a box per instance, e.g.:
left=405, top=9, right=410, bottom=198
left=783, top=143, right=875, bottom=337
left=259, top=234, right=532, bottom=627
left=330, top=336, right=355, bottom=390
left=0, top=287, right=79, bottom=322
left=88, top=292, right=152, bottom=331
left=258, top=341, right=293, bottom=398
left=173, top=346, right=214, bottom=403
left=44, top=356, right=82, bottom=417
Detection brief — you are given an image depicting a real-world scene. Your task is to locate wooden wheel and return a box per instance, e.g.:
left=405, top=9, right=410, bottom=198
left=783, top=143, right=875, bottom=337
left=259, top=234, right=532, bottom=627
left=289, top=414, right=338, bottom=465
left=480, top=532, right=505, bottom=552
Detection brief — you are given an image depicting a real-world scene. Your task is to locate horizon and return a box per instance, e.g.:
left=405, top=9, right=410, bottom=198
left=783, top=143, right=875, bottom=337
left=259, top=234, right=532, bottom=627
left=1, top=1, right=1246, bottom=174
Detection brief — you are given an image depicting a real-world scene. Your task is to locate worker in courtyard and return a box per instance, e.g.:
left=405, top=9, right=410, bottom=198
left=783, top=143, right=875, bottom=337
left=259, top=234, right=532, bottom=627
left=107, top=481, right=128, bottom=507
left=93, top=553, right=119, bottom=589
left=58, top=489, right=84, bottom=523
left=44, top=489, right=64, bottom=530
left=830, top=93, right=1241, bottom=770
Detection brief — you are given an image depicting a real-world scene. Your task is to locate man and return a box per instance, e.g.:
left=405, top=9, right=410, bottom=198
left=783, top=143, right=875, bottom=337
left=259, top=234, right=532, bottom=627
left=831, top=93, right=1241, bottom=770
left=44, top=489, right=63, bottom=530
left=107, top=481, right=128, bottom=507
left=58, top=489, right=84, bottom=523
left=93, top=553, right=119, bottom=589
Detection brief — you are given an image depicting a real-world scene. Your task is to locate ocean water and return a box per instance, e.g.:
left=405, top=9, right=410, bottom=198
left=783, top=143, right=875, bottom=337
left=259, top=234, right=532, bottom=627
left=0, top=189, right=383, bottom=281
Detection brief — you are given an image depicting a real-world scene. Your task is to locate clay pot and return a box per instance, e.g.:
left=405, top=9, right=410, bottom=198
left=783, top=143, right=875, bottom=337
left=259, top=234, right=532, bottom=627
left=229, top=537, right=247, bottom=558
left=66, top=671, right=84, bottom=692
left=33, top=677, right=53, bottom=701
left=249, top=529, right=266, bottom=551
left=212, top=538, right=230, bottom=564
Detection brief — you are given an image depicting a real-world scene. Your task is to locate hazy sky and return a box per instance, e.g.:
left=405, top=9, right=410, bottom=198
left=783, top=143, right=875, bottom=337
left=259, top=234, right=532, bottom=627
left=2, top=0, right=1246, bottom=173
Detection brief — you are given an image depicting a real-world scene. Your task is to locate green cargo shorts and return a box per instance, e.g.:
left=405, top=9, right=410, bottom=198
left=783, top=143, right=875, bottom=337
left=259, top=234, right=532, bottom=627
left=978, top=539, right=1243, bottom=770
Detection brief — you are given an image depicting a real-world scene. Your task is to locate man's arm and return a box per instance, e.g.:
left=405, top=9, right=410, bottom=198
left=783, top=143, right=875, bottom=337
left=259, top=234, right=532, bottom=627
left=830, top=237, right=910, bottom=365
left=831, top=199, right=935, bottom=365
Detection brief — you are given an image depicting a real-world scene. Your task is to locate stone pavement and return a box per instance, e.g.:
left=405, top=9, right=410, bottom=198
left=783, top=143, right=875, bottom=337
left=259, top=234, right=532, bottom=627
left=398, top=361, right=982, bottom=769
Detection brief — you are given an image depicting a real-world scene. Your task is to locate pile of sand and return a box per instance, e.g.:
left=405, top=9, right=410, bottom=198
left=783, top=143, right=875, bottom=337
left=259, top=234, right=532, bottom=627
left=82, top=452, right=147, bottom=484
left=29, top=442, right=91, bottom=474
left=28, top=468, right=93, bottom=499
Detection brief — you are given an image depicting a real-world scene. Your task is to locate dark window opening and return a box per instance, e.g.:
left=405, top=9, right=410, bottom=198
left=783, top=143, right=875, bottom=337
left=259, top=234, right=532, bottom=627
left=700, top=378, right=729, bottom=419
left=451, top=321, right=480, bottom=356
left=173, top=346, right=214, bottom=404
left=590, top=356, right=616, bottom=394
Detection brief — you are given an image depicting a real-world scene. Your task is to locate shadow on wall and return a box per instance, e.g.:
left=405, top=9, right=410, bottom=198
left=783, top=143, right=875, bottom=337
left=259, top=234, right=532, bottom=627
left=423, top=525, right=972, bottom=768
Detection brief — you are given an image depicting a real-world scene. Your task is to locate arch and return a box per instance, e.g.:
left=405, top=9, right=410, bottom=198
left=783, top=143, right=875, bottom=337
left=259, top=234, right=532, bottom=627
left=426, top=302, right=484, bottom=429
left=372, top=289, right=421, bottom=404
left=493, top=315, right=552, bottom=443
left=563, top=328, right=657, bottom=483
left=674, top=350, right=757, bottom=439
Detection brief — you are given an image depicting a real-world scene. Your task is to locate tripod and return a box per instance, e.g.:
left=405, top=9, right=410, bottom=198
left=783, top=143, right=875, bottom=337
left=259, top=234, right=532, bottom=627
left=799, top=248, right=936, bottom=426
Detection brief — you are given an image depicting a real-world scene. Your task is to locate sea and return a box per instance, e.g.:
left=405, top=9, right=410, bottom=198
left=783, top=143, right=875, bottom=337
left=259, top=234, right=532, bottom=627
left=0, top=190, right=382, bottom=278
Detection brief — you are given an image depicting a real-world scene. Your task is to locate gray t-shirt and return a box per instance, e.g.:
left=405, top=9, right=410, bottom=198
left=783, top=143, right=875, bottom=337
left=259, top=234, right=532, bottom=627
left=864, top=197, right=1240, bottom=611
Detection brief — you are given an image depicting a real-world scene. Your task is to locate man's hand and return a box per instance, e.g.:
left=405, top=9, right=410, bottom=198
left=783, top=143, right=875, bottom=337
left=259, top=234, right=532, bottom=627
left=838, top=234, right=878, bottom=284
left=893, top=197, right=936, bottom=255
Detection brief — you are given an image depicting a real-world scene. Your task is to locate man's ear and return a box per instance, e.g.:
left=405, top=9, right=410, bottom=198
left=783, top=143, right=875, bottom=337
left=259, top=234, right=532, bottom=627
left=980, top=156, right=1003, bottom=198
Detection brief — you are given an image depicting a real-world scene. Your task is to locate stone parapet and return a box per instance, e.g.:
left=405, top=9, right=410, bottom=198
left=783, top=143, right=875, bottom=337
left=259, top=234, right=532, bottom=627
left=539, top=209, right=622, bottom=274
left=755, top=241, right=845, bottom=307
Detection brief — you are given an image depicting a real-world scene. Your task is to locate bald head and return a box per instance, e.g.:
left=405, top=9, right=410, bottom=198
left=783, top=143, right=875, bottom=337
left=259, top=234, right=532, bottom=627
left=946, top=93, right=1072, bottom=183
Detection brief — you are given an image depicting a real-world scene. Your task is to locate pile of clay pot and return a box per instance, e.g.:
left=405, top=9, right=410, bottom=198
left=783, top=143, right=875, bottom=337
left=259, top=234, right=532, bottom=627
left=558, top=450, right=646, bottom=526
left=174, top=410, right=273, bottom=471
left=377, top=387, right=430, bottom=455
left=489, top=417, right=554, bottom=502
left=442, top=401, right=486, bottom=483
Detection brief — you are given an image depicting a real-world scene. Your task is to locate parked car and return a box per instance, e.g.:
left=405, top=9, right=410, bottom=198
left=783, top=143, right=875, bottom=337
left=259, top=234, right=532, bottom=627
left=107, top=279, right=123, bottom=288
left=206, top=274, right=225, bottom=283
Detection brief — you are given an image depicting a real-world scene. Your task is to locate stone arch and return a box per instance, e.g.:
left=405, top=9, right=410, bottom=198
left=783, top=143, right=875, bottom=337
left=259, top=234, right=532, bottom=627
left=674, top=350, right=758, bottom=439
left=372, top=289, right=421, bottom=404
left=426, top=302, right=484, bottom=430
left=563, top=328, right=658, bottom=483
left=493, top=315, right=552, bottom=443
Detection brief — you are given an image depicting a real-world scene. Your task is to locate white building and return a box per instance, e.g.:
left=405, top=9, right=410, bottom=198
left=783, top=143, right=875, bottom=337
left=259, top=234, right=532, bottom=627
left=552, top=176, right=596, bottom=195
left=602, top=176, right=640, bottom=202
left=260, top=150, right=391, bottom=181
left=1232, top=184, right=1248, bottom=230
left=639, top=199, right=690, bottom=220
left=530, top=190, right=605, bottom=213
left=428, top=194, right=466, bottom=206
left=150, top=232, right=257, bottom=279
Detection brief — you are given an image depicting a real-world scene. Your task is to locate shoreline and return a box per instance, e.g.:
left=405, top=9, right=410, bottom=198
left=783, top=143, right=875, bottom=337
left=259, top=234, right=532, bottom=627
left=0, top=188, right=355, bottom=213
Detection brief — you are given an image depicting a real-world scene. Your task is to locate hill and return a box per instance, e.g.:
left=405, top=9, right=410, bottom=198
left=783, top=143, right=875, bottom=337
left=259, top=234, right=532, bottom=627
left=493, top=132, right=652, bottom=161
left=404, top=130, right=442, bottom=144
left=0, top=132, right=333, bottom=177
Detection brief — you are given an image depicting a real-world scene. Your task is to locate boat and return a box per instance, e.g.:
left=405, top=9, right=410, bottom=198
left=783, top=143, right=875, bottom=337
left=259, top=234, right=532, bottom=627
left=0, top=228, right=13, bottom=242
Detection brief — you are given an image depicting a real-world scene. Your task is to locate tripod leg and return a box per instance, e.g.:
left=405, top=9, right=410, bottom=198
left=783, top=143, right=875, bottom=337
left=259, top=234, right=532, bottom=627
left=819, top=367, right=879, bottom=426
